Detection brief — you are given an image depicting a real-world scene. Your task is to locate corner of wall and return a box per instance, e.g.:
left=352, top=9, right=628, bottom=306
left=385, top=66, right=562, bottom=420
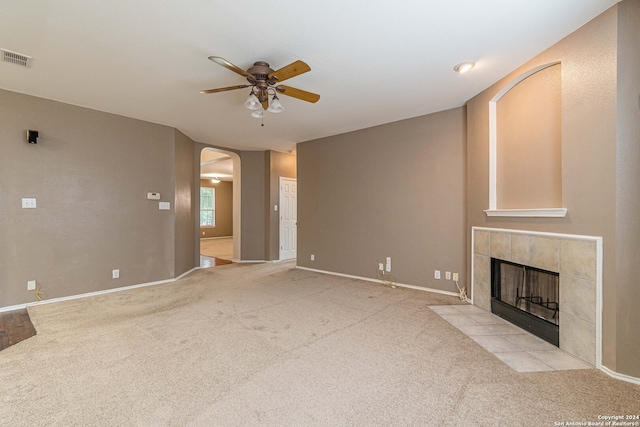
left=173, top=129, right=196, bottom=277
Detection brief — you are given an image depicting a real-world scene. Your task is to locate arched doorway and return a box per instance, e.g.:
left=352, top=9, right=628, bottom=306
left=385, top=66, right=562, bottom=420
left=198, top=147, right=241, bottom=265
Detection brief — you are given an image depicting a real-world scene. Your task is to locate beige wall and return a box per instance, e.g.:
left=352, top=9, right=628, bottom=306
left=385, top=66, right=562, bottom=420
left=199, top=179, right=233, bottom=238
left=0, top=89, right=196, bottom=307
left=467, top=3, right=640, bottom=377
left=266, top=151, right=297, bottom=261
left=297, top=107, right=466, bottom=293
left=240, top=151, right=267, bottom=261
left=614, top=0, right=640, bottom=378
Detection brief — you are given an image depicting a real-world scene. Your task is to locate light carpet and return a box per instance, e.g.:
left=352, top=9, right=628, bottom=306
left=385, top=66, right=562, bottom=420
left=1, top=261, right=638, bottom=426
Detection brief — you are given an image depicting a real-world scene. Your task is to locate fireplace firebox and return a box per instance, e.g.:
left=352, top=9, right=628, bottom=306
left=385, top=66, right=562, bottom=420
left=491, top=258, right=559, bottom=346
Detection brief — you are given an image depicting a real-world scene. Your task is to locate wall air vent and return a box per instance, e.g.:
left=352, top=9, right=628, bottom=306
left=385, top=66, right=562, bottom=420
left=1, top=49, right=31, bottom=67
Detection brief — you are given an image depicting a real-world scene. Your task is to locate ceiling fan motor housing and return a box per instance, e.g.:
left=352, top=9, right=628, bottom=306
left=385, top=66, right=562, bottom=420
left=247, top=61, right=275, bottom=81
left=247, top=61, right=277, bottom=101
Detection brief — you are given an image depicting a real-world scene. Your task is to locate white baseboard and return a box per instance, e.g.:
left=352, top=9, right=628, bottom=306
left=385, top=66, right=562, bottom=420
left=0, top=267, right=199, bottom=314
left=234, top=259, right=295, bottom=264
left=600, top=365, right=640, bottom=386
left=295, top=266, right=459, bottom=298
left=200, top=235, right=233, bottom=240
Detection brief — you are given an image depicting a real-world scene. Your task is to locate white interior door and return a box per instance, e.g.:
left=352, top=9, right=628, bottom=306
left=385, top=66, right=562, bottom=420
left=279, top=177, right=297, bottom=260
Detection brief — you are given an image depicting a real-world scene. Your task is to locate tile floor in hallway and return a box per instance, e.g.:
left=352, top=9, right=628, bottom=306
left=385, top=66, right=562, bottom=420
left=429, top=304, right=593, bottom=373
left=200, top=255, right=233, bottom=268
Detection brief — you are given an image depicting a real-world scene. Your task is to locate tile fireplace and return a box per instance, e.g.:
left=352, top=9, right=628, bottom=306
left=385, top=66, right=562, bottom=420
left=471, top=227, right=602, bottom=366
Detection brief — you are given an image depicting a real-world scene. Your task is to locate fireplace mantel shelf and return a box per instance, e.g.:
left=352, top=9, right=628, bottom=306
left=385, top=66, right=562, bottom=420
left=484, top=208, right=568, bottom=218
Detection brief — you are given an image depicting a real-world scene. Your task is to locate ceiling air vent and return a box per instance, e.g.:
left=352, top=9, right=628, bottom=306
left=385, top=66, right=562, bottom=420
left=1, top=49, right=31, bottom=67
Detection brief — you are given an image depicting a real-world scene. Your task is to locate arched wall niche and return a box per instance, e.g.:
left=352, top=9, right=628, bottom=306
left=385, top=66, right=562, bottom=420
left=485, top=62, right=567, bottom=218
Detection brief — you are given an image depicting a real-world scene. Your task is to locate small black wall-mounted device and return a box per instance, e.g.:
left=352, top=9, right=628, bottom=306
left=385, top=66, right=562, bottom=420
left=27, top=130, right=38, bottom=144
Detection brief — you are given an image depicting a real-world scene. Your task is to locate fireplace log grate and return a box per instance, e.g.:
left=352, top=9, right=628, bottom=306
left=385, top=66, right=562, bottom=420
left=516, top=287, right=559, bottom=320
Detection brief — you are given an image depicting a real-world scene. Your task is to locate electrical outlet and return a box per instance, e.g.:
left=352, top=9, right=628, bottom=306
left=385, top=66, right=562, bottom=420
left=310, top=254, right=315, bottom=261
left=385, top=257, right=391, bottom=272
left=22, top=198, right=37, bottom=209
left=453, top=272, right=459, bottom=281
left=434, top=270, right=441, bottom=279
left=378, top=263, right=384, bottom=271
left=27, top=280, right=36, bottom=291
left=445, top=271, right=451, bottom=280
left=112, top=269, right=120, bottom=279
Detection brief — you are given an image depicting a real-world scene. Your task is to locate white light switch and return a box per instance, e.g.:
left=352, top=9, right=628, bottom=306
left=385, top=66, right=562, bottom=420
left=22, top=198, right=37, bottom=208
left=274, top=205, right=278, bottom=211
left=159, top=202, right=170, bottom=210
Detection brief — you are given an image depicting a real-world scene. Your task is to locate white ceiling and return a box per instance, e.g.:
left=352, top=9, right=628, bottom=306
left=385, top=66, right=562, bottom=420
left=0, top=0, right=619, bottom=152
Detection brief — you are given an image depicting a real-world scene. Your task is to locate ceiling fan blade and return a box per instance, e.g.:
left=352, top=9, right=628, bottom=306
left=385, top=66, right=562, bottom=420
left=200, top=84, right=250, bottom=94
left=208, top=56, right=253, bottom=79
left=268, top=60, right=311, bottom=82
left=276, top=85, right=320, bottom=103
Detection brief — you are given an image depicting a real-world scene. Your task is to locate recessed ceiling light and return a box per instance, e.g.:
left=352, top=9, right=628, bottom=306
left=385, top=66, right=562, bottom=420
left=454, top=62, right=475, bottom=73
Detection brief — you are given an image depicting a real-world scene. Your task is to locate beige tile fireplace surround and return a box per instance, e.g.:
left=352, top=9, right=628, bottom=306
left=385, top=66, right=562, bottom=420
left=471, top=227, right=602, bottom=367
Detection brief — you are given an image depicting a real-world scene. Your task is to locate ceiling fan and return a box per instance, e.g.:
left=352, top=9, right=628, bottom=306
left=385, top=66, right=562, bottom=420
left=200, top=56, right=320, bottom=118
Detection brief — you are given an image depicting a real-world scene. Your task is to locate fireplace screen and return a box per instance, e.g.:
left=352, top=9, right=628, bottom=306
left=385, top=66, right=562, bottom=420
left=491, top=258, right=559, bottom=345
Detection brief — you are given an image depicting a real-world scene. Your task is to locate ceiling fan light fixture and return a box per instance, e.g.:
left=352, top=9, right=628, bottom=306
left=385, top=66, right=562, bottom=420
left=251, top=109, right=263, bottom=119
left=453, top=62, right=475, bottom=73
left=243, top=92, right=262, bottom=110
left=211, top=177, right=221, bottom=184
left=267, top=94, right=284, bottom=114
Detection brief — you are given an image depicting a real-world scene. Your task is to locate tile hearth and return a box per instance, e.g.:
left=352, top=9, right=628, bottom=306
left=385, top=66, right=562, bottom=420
left=430, top=304, right=592, bottom=372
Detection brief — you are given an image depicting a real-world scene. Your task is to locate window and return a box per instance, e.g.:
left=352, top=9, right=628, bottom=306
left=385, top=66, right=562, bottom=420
left=200, top=187, right=215, bottom=226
